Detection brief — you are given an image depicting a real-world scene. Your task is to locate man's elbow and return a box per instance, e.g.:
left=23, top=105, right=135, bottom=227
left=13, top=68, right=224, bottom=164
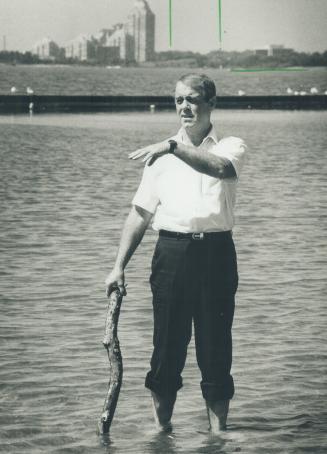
left=221, top=162, right=237, bottom=179
left=131, top=205, right=153, bottom=226
left=210, top=162, right=236, bottom=179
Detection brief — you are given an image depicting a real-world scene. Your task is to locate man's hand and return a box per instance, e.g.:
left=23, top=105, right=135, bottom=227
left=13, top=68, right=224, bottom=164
left=105, top=268, right=127, bottom=297
left=129, top=141, right=170, bottom=166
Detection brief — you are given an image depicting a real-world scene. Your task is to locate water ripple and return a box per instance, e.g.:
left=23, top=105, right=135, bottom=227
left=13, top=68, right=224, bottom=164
left=0, top=110, right=326, bottom=453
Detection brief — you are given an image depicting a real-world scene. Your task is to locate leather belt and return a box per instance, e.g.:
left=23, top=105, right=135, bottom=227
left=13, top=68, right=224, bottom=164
left=159, top=229, right=231, bottom=240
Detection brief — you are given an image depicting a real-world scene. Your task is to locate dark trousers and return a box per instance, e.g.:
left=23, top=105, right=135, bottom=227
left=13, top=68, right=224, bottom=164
left=145, top=231, right=238, bottom=401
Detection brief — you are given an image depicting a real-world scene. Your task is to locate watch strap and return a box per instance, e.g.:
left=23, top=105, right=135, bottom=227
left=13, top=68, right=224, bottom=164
left=168, top=139, right=178, bottom=154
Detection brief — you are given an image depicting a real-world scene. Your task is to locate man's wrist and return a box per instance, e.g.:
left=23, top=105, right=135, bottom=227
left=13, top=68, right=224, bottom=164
left=168, top=139, right=178, bottom=154
left=113, top=264, right=124, bottom=273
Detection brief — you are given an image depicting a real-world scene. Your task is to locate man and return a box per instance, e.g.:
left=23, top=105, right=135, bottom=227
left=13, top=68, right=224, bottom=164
left=105, top=73, right=247, bottom=433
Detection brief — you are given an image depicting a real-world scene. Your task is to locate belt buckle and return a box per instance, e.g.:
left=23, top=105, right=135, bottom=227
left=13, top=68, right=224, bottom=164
left=192, top=232, right=204, bottom=240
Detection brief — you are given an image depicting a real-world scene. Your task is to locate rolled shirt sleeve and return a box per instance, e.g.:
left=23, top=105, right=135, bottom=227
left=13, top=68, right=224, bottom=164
left=214, top=136, right=247, bottom=179
left=132, top=164, right=160, bottom=214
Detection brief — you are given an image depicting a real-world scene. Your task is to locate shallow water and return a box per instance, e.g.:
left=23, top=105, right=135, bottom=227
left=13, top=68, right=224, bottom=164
left=0, top=110, right=326, bottom=453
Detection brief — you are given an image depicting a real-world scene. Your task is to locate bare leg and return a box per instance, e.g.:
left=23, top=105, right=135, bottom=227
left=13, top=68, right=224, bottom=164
left=206, top=399, right=230, bottom=433
left=151, top=391, right=176, bottom=431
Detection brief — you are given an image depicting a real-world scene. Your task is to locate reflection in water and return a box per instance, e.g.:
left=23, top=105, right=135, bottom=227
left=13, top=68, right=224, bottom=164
left=98, top=433, right=118, bottom=454
left=196, top=434, right=229, bottom=454
left=144, top=426, right=245, bottom=454
left=145, top=430, right=177, bottom=454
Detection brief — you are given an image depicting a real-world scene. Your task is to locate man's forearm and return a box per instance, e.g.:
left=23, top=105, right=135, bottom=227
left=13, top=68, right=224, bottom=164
left=113, top=206, right=152, bottom=271
left=129, top=139, right=236, bottom=179
left=173, top=142, right=236, bottom=179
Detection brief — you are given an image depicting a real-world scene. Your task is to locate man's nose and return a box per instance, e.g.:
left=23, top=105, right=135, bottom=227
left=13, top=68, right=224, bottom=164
left=181, top=99, right=192, bottom=110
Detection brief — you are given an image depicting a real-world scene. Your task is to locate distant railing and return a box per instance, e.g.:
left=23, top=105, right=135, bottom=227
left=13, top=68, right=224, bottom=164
left=0, top=94, right=326, bottom=113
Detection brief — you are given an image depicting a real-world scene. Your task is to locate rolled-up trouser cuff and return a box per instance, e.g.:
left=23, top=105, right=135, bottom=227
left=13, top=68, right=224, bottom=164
left=145, top=371, right=183, bottom=397
left=201, top=376, right=235, bottom=401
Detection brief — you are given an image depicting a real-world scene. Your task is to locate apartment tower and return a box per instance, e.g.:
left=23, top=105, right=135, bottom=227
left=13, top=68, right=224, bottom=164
left=126, top=0, right=155, bottom=63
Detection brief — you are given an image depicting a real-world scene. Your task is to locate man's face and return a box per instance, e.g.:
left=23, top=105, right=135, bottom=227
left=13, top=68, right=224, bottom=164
left=175, top=81, right=213, bottom=131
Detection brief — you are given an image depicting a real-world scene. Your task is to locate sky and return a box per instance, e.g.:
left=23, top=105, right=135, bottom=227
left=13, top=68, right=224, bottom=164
left=0, top=0, right=327, bottom=54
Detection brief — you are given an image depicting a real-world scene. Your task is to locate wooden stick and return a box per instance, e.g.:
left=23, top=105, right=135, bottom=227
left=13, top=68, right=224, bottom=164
left=98, top=288, right=123, bottom=434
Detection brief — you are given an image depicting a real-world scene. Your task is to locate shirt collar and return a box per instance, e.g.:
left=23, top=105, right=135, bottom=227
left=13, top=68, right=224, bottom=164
left=175, top=124, right=219, bottom=146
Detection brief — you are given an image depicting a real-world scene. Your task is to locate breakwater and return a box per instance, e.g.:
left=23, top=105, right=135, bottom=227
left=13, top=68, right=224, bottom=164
left=0, top=94, right=326, bottom=113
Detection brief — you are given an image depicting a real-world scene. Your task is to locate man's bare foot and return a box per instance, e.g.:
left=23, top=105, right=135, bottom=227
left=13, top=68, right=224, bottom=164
left=206, top=399, right=230, bottom=433
left=151, top=391, right=176, bottom=431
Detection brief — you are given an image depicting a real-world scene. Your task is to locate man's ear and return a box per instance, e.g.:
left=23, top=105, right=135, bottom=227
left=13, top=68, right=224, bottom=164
left=208, top=96, right=216, bottom=110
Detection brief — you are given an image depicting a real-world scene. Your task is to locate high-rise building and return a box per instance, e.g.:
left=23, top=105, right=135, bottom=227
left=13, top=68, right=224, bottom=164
left=33, top=37, right=61, bottom=60
left=93, top=29, right=121, bottom=64
left=126, top=0, right=155, bottom=63
left=97, top=25, right=134, bottom=62
left=33, top=0, right=155, bottom=64
left=64, top=35, right=97, bottom=61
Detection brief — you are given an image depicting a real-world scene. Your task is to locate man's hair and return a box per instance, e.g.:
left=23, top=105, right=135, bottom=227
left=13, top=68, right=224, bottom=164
left=177, top=73, right=216, bottom=101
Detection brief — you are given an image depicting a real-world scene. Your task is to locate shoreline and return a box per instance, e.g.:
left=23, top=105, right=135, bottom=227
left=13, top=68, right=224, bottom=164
left=1, top=62, right=326, bottom=69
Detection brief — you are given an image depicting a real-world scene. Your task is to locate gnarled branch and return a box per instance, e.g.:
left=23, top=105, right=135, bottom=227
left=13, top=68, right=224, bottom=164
left=98, top=289, right=123, bottom=434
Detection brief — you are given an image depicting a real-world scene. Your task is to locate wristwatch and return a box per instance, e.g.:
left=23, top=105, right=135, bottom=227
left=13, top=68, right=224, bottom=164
left=168, top=139, right=178, bottom=154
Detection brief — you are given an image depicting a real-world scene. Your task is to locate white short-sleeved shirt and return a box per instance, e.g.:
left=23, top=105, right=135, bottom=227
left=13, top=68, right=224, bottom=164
left=132, top=126, right=247, bottom=233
